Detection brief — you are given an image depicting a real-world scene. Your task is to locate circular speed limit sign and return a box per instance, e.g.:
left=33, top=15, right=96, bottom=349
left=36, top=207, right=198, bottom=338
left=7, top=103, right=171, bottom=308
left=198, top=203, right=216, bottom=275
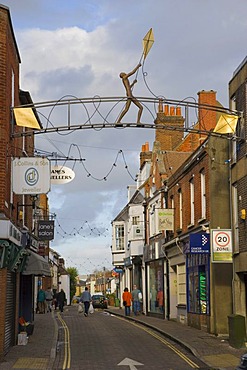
left=211, top=229, right=232, bottom=262
left=214, top=231, right=230, bottom=247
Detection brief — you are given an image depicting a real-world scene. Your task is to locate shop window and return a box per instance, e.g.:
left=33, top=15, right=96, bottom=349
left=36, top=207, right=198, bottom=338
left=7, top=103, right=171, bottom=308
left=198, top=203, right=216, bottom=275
left=147, top=260, right=164, bottom=315
left=187, top=254, right=209, bottom=315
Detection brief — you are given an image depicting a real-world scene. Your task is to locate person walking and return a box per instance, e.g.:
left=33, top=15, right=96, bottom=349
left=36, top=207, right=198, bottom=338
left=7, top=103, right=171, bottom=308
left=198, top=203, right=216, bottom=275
left=131, top=284, right=142, bottom=316
left=45, top=287, right=53, bottom=312
left=37, top=287, right=46, bottom=314
left=79, top=287, right=91, bottom=317
left=57, top=289, right=66, bottom=313
left=122, top=287, right=132, bottom=316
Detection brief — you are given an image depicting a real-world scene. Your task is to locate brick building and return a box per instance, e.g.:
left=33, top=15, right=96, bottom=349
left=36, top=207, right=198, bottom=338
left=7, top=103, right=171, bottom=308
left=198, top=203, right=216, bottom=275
left=0, top=5, right=50, bottom=355
left=229, top=57, right=247, bottom=318
left=142, top=90, right=234, bottom=335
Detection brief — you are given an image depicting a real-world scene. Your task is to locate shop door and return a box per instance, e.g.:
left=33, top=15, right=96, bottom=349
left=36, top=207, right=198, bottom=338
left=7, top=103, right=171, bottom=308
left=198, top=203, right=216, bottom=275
left=4, top=271, right=16, bottom=354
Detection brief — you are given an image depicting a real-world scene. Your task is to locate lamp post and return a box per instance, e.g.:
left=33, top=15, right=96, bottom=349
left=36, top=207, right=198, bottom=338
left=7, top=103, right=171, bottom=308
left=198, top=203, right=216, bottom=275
left=103, top=267, right=106, bottom=294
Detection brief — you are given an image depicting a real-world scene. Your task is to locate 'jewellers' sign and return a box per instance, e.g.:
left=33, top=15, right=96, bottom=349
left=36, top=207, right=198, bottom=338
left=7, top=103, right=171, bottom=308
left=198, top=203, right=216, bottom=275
left=51, top=165, right=75, bottom=185
left=37, top=221, right=54, bottom=241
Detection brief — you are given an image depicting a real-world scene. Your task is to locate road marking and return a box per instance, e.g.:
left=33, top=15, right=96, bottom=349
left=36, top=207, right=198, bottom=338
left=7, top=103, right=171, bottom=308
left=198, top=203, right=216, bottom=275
left=118, top=357, right=143, bottom=369
left=57, top=312, right=71, bottom=369
left=114, top=316, right=199, bottom=369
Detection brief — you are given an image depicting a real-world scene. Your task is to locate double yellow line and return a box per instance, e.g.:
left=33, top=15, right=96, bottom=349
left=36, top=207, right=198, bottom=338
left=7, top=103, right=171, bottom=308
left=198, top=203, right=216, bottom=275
left=57, top=312, right=71, bottom=369
left=116, top=316, right=199, bottom=368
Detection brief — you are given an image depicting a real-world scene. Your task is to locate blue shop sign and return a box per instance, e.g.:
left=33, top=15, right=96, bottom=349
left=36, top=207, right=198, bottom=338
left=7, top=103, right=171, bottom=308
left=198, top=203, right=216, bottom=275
left=189, top=233, right=210, bottom=254
left=113, top=268, right=123, bottom=274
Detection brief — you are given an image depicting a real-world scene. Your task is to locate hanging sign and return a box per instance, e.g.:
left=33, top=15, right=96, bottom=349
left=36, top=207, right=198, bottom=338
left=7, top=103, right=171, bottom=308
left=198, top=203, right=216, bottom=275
left=158, top=209, right=174, bottom=231
left=37, top=220, right=54, bottom=241
left=12, top=157, right=50, bottom=195
left=51, top=165, right=75, bottom=185
left=211, top=229, right=232, bottom=263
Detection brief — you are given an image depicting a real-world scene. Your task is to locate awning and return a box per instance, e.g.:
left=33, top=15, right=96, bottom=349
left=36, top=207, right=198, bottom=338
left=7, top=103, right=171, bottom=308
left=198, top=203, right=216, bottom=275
left=22, top=251, right=51, bottom=276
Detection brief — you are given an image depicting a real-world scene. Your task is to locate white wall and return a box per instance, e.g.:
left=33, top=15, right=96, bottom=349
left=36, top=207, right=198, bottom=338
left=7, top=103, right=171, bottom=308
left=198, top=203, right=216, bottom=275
left=59, top=275, right=70, bottom=305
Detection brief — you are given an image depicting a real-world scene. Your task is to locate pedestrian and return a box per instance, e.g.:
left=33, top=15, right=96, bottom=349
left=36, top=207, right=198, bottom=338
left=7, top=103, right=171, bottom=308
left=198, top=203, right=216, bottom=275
left=37, top=287, right=46, bottom=314
left=122, top=287, right=132, bottom=316
left=45, top=287, right=53, bottom=312
left=150, top=284, right=157, bottom=311
left=156, top=289, right=164, bottom=313
left=53, top=290, right=58, bottom=310
left=57, top=289, right=66, bottom=313
left=79, top=287, right=91, bottom=317
left=131, top=284, right=142, bottom=316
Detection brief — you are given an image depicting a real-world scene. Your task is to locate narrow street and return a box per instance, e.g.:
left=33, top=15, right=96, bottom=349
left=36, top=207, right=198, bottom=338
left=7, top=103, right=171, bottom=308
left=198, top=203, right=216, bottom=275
left=53, top=305, right=210, bottom=370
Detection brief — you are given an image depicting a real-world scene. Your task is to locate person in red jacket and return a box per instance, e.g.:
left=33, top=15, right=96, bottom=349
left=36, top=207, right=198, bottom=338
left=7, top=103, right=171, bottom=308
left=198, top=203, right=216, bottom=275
left=122, top=287, right=132, bottom=316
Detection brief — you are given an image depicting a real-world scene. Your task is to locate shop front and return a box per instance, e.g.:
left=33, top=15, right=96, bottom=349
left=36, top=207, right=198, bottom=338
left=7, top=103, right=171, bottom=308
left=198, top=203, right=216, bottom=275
left=146, top=259, right=165, bottom=317
left=186, top=233, right=210, bottom=330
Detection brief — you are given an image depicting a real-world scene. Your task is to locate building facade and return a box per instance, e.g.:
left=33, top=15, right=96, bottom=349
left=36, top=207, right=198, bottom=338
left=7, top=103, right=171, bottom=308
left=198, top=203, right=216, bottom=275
left=229, top=57, right=247, bottom=318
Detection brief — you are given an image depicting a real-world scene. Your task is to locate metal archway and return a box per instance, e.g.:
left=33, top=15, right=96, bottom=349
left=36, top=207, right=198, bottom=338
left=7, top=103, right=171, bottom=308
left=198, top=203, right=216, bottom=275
left=11, top=95, right=242, bottom=140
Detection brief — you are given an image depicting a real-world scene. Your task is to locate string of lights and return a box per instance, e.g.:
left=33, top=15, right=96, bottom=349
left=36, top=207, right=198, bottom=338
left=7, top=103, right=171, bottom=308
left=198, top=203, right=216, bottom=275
left=65, top=256, right=112, bottom=275
left=55, top=218, right=109, bottom=239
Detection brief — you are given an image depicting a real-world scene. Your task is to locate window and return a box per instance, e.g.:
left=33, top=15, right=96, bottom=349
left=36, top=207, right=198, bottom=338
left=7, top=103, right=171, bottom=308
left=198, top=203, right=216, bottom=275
left=147, top=260, right=164, bottom=315
left=187, top=254, right=209, bottom=314
left=190, top=178, right=194, bottom=225
left=115, top=225, right=124, bottom=250
left=232, top=185, right=239, bottom=253
left=177, top=264, right=186, bottom=305
left=132, top=216, right=140, bottom=225
left=170, top=196, right=174, bottom=210
left=12, top=69, right=15, bottom=107
left=200, top=171, right=206, bottom=219
left=178, top=189, right=183, bottom=229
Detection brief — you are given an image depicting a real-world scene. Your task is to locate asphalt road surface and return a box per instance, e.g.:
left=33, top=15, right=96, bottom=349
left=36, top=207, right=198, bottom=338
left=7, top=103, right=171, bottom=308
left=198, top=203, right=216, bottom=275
left=52, top=306, right=212, bottom=370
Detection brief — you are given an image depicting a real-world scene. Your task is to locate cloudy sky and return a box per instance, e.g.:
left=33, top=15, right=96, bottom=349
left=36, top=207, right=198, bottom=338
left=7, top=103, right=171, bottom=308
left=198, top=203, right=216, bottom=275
left=4, top=0, right=247, bottom=274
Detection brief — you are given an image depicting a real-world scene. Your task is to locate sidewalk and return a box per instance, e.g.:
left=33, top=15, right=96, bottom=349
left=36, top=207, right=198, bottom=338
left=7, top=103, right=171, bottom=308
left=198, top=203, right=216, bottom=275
left=0, top=306, right=246, bottom=370
left=107, top=306, right=247, bottom=370
left=0, top=310, right=57, bottom=370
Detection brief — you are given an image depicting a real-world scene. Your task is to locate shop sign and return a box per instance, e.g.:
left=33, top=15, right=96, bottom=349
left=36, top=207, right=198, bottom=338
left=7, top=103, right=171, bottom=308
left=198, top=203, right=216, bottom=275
left=124, top=257, right=132, bottom=267
left=51, top=165, right=75, bottom=185
left=158, top=209, right=174, bottom=231
left=113, top=268, right=123, bottom=274
left=189, top=233, right=210, bottom=254
left=37, top=221, right=54, bottom=241
left=12, top=157, right=50, bottom=195
left=211, top=229, right=232, bottom=263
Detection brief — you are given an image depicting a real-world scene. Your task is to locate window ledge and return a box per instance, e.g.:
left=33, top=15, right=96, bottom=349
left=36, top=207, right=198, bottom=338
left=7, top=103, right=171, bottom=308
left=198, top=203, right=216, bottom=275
left=198, top=218, right=206, bottom=224
left=176, top=304, right=186, bottom=309
left=187, top=223, right=194, bottom=229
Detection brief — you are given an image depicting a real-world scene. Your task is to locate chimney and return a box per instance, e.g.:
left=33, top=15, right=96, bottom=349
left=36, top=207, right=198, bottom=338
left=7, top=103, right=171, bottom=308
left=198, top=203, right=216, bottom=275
left=197, top=90, right=217, bottom=140
left=154, top=103, right=185, bottom=150
left=140, top=141, right=152, bottom=169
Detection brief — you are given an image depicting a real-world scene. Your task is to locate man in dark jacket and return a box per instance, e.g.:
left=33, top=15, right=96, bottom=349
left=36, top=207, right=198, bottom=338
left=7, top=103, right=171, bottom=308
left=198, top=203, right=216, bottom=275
left=57, top=289, right=66, bottom=312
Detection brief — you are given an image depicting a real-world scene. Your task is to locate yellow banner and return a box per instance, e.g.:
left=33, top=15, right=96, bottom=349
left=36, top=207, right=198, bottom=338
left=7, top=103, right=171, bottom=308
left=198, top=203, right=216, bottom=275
left=14, top=107, right=41, bottom=130
left=213, top=114, right=238, bottom=134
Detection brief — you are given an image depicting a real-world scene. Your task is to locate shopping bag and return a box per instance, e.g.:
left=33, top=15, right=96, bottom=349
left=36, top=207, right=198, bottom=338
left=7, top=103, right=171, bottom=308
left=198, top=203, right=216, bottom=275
left=138, top=291, right=143, bottom=302
left=78, top=302, right=83, bottom=313
left=89, top=302, right=94, bottom=314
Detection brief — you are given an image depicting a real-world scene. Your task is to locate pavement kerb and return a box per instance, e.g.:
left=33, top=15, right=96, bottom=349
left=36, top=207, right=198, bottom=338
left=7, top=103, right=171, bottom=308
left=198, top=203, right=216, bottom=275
left=106, top=309, right=219, bottom=370
left=47, top=311, right=59, bottom=370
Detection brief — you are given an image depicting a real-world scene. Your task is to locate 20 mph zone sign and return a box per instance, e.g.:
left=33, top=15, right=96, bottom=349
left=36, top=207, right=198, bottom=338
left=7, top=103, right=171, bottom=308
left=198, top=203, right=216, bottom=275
left=211, top=229, right=232, bottom=263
